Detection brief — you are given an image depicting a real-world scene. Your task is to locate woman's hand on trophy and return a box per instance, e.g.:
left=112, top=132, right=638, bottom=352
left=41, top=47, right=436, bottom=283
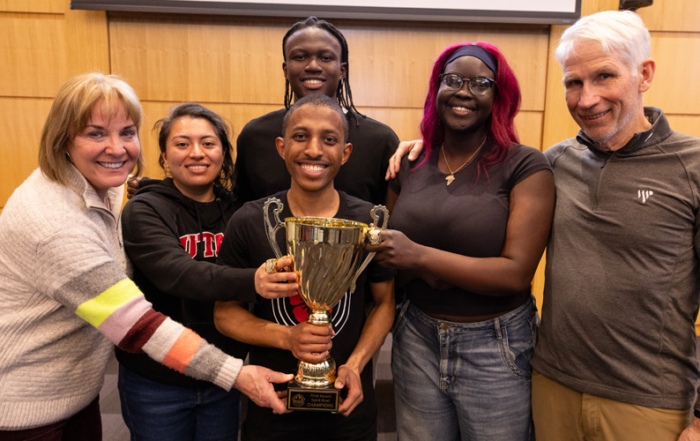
left=286, top=322, right=333, bottom=363
left=255, top=257, right=299, bottom=299
left=365, top=229, right=425, bottom=271
left=336, top=365, right=363, bottom=416
left=233, top=365, right=294, bottom=415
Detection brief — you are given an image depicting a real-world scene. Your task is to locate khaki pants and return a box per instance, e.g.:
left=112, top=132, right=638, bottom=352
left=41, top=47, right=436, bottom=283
left=532, top=369, right=691, bottom=441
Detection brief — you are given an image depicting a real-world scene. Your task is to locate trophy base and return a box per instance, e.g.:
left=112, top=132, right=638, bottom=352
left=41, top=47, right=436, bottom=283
left=286, top=381, right=339, bottom=412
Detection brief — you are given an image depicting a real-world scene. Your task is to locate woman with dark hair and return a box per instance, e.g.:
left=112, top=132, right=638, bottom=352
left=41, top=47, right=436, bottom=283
left=367, top=42, right=555, bottom=440
left=116, top=103, right=298, bottom=441
left=233, top=16, right=398, bottom=205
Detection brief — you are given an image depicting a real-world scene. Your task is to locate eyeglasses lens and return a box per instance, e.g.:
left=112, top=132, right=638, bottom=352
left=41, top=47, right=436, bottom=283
left=441, top=74, right=493, bottom=96
left=442, top=74, right=463, bottom=90
left=469, top=78, right=492, bottom=94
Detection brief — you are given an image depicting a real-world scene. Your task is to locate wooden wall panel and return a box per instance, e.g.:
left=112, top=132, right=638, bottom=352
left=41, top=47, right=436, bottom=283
left=541, top=26, right=580, bottom=151
left=666, top=115, right=700, bottom=138
left=0, top=12, right=69, bottom=97
left=532, top=254, right=546, bottom=314
left=638, top=0, right=700, bottom=33
left=355, top=107, right=421, bottom=143
left=0, top=0, right=63, bottom=13
left=343, top=24, right=550, bottom=111
left=581, top=0, right=619, bottom=16
left=0, top=1, right=108, bottom=208
left=110, top=15, right=288, bottom=105
left=645, top=32, right=700, bottom=115
left=515, top=112, right=545, bottom=151
left=0, top=98, right=54, bottom=208
left=65, top=8, right=109, bottom=76
left=110, top=15, right=549, bottom=112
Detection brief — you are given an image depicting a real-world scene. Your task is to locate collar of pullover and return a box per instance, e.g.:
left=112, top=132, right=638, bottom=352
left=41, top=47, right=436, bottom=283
left=64, top=163, right=123, bottom=218
left=576, top=107, right=673, bottom=157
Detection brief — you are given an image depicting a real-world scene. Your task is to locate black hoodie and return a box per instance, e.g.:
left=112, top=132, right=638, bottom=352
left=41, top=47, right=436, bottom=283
left=116, top=178, right=254, bottom=388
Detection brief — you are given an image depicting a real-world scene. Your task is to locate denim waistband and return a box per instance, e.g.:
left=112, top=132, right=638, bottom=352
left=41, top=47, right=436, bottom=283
left=408, top=295, right=536, bottom=331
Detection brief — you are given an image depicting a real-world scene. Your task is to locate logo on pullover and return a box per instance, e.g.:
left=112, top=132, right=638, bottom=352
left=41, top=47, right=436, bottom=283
left=180, top=232, right=224, bottom=258
left=638, top=189, right=654, bottom=204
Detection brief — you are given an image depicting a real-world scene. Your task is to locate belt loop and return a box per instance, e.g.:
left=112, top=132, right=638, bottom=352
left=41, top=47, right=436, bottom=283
left=494, top=317, right=502, bottom=340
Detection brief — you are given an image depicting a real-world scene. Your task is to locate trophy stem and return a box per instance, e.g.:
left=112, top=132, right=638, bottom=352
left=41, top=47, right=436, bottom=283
left=307, top=309, right=330, bottom=326
left=293, top=309, right=337, bottom=388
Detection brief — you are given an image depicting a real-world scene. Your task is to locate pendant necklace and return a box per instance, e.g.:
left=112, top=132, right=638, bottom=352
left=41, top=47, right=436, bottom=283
left=441, top=137, right=487, bottom=186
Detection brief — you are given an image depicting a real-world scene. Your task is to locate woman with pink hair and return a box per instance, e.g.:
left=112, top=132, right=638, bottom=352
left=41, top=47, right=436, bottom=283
left=367, top=42, right=554, bottom=440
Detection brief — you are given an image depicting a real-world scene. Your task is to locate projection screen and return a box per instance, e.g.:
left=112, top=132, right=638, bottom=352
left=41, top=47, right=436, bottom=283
left=71, top=0, right=581, bottom=25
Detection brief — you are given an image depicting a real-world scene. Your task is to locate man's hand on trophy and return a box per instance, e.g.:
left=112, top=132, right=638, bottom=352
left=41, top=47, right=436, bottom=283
left=366, top=229, right=425, bottom=271
left=336, top=365, right=363, bottom=416
left=254, top=257, right=298, bottom=299
left=233, top=365, right=294, bottom=415
left=286, top=322, right=333, bottom=363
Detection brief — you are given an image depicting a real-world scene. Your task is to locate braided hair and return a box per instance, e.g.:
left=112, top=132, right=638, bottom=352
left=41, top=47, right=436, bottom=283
left=282, top=17, right=364, bottom=124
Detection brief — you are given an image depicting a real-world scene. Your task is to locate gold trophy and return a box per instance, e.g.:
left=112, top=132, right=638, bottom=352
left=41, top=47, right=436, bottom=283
left=263, top=197, right=388, bottom=412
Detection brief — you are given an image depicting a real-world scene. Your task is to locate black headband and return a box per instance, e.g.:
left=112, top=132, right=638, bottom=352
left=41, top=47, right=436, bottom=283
left=442, top=45, right=498, bottom=76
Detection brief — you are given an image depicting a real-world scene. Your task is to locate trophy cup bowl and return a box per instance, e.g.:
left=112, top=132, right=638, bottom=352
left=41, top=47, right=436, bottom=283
left=263, top=198, right=388, bottom=411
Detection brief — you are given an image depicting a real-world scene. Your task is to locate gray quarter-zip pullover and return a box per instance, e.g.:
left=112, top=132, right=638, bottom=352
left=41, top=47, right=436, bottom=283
left=533, top=107, right=700, bottom=411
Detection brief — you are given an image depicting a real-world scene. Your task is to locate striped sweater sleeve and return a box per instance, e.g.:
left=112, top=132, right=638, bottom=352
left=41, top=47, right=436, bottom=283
left=37, top=233, right=241, bottom=391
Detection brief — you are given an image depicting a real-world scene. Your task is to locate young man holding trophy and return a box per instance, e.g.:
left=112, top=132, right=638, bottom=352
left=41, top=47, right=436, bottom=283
left=214, top=94, right=395, bottom=441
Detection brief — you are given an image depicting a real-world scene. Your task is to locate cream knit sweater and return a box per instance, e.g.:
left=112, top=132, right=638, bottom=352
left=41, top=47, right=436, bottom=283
left=0, top=167, right=242, bottom=430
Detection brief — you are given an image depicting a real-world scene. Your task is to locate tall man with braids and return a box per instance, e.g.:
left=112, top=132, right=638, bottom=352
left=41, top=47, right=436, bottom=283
left=127, top=17, right=398, bottom=205
left=233, top=16, right=399, bottom=205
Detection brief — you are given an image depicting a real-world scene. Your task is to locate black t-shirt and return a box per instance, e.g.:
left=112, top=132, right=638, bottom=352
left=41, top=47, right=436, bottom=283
left=217, top=190, right=394, bottom=441
left=235, top=109, right=399, bottom=205
left=389, top=143, right=551, bottom=316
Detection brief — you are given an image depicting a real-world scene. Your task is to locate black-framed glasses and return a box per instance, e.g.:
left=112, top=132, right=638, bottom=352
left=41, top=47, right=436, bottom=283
left=439, top=73, right=497, bottom=96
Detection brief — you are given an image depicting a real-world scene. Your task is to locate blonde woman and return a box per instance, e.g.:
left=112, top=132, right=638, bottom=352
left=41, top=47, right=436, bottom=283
left=0, top=73, right=291, bottom=440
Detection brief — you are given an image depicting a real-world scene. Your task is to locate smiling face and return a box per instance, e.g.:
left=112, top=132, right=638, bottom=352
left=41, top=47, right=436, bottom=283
left=436, top=56, right=495, bottom=137
left=276, top=103, right=351, bottom=196
left=562, top=40, right=654, bottom=151
left=283, top=27, right=347, bottom=101
left=68, top=98, right=140, bottom=200
left=161, top=117, right=224, bottom=202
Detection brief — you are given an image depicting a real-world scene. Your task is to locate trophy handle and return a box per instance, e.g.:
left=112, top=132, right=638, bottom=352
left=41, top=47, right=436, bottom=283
left=263, top=197, right=285, bottom=260
left=349, top=205, right=390, bottom=293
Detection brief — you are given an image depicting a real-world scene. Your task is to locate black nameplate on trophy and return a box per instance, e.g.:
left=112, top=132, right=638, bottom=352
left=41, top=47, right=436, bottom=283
left=287, top=382, right=339, bottom=412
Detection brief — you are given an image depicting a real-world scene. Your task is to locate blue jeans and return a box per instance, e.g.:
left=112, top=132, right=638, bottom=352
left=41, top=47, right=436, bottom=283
left=118, top=365, right=240, bottom=441
left=391, top=298, right=538, bottom=441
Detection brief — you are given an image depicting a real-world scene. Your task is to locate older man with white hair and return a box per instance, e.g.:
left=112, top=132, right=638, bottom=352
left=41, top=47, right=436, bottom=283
left=531, top=10, right=700, bottom=441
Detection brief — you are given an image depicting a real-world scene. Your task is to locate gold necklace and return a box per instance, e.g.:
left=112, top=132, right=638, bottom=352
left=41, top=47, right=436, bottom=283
left=441, top=137, right=487, bottom=185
